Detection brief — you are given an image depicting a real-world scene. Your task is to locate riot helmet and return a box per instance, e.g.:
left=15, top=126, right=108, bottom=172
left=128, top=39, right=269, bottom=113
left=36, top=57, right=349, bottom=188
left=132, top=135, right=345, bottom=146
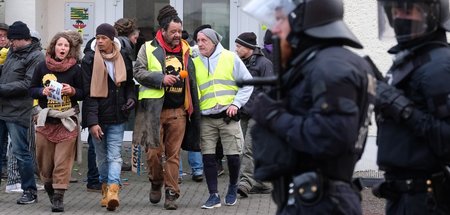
left=378, top=0, right=450, bottom=43
left=243, top=0, right=362, bottom=49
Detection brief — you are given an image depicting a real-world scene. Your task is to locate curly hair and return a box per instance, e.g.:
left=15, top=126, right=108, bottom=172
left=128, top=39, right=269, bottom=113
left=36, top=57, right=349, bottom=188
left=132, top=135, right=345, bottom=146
left=114, top=18, right=137, bottom=37
left=46, top=32, right=79, bottom=61
left=64, top=30, right=83, bottom=60
left=157, top=5, right=182, bottom=30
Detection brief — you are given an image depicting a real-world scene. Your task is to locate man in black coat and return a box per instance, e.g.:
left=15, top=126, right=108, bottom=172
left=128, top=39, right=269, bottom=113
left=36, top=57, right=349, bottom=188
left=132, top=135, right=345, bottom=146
left=234, top=32, right=273, bottom=197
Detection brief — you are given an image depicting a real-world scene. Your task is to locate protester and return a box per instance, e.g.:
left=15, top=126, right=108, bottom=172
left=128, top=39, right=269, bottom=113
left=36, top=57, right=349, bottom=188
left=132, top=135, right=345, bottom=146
left=81, top=23, right=136, bottom=211
left=133, top=5, right=200, bottom=210
left=29, top=31, right=84, bottom=212
left=193, top=27, right=253, bottom=209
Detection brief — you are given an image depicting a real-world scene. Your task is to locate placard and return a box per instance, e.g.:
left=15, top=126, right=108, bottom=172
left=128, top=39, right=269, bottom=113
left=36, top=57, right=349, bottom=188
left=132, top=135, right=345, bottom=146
left=65, top=2, right=95, bottom=45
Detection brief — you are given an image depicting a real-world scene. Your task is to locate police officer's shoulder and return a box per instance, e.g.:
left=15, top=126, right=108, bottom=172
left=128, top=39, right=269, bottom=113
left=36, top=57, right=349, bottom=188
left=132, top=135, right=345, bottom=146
left=311, top=47, right=367, bottom=80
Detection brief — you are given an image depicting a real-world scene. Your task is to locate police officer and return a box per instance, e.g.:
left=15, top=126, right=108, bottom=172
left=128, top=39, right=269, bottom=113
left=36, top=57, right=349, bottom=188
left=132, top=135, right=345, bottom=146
left=243, top=0, right=375, bottom=214
left=374, top=0, right=450, bottom=214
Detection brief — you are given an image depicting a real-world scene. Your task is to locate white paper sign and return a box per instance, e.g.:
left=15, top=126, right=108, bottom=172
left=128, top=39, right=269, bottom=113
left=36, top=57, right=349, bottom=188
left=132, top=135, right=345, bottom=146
left=47, top=80, right=63, bottom=103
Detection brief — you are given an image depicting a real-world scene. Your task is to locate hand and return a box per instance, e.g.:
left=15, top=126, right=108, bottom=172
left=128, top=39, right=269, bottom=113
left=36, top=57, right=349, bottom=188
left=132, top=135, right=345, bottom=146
left=122, top=98, right=136, bottom=113
left=376, top=81, right=413, bottom=121
left=42, top=86, right=55, bottom=96
left=163, top=74, right=180, bottom=86
left=89, top=124, right=104, bottom=141
left=226, top=104, right=239, bottom=117
left=250, top=93, right=284, bottom=126
left=61, top=83, right=75, bottom=96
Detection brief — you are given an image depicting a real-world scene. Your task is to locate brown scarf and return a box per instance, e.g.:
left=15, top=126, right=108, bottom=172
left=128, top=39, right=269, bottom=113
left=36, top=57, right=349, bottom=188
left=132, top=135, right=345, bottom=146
left=91, top=42, right=126, bottom=98
left=45, top=55, right=77, bottom=72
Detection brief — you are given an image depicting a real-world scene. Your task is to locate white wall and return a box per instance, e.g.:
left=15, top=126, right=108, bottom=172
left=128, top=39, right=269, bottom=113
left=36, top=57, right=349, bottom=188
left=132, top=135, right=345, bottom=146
left=344, top=0, right=395, bottom=73
left=5, top=0, right=37, bottom=30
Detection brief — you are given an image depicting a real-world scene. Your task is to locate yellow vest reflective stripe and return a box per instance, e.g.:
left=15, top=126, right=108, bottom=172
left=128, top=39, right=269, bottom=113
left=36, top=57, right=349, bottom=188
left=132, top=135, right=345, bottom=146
left=193, top=50, right=237, bottom=111
left=138, top=41, right=164, bottom=100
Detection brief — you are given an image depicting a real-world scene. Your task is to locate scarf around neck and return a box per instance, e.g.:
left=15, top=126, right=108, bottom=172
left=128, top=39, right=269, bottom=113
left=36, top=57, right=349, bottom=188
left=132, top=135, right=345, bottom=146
left=90, top=42, right=127, bottom=98
left=45, top=55, right=77, bottom=72
left=156, top=30, right=181, bottom=53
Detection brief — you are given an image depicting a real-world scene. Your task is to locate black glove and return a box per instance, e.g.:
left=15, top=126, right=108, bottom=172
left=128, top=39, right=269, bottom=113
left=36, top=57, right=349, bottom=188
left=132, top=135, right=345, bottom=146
left=376, top=81, right=413, bottom=121
left=121, top=98, right=136, bottom=113
left=250, top=93, right=284, bottom=127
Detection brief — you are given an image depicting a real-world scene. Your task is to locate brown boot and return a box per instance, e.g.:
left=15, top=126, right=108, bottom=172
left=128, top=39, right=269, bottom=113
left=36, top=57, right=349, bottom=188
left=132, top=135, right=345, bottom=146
left=44, top=182, right=54, bottom=204
left=106, top=184, right=120, bottom=211
left=149, top=183, right=162, bottom=204
left=164, top=189, right=179, bottom=210
left=51, top=189, right=65, bottom=212
left=100, top=183, right=108, bottom=207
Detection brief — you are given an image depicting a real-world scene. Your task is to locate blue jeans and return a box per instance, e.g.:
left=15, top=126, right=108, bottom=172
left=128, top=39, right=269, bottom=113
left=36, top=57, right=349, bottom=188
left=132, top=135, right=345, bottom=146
left=91, top=123, right=124, bottom=185
left=188, top=151, right=203, bottom=176
left=87, top=134, right=100, bottom=186
left=179, top=151, right=203, bottom=176
left=0, top=120, right=36, bottom=191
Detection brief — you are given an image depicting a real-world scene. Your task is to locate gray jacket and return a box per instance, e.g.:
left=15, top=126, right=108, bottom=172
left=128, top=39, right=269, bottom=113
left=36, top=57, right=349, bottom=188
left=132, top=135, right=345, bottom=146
left=0, top=41, right=44, bottom=127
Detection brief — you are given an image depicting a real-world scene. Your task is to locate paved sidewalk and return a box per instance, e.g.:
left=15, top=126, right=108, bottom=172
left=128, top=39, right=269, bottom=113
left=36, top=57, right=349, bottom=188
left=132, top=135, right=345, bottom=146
left=0, top=143, right=383, bottom=215
left=0, top=144, right=277, bottom=215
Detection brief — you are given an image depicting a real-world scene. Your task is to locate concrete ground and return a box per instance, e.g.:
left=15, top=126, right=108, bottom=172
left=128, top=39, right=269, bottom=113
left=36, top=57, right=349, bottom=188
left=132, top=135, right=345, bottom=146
left=0, top=142, right=385, bottom=215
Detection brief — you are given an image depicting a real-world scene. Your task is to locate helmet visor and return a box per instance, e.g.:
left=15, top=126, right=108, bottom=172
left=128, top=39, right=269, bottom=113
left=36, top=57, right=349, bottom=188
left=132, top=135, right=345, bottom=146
left=378, top=1, right=439, bottom=42
left=243, top=0, right=297, bottom=29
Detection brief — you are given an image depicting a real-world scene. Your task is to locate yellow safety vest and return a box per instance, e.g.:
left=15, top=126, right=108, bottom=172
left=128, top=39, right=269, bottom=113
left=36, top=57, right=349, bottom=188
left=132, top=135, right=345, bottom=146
left=138, top=41, right=165, bottom=100
left=193, top=50, right=237, bottom=111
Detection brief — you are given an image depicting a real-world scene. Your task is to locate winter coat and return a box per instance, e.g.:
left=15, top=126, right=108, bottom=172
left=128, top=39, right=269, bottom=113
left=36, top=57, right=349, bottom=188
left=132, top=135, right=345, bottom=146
left=81, top=39, right=136, bottom=128
left=0, top=41, right=44, bottom=127
left=241, top=47, right=273, bottom=116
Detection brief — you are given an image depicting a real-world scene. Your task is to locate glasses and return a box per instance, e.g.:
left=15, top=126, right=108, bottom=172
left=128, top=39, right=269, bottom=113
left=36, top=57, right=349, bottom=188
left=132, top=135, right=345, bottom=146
left=0, top=35, right=7, bottom=40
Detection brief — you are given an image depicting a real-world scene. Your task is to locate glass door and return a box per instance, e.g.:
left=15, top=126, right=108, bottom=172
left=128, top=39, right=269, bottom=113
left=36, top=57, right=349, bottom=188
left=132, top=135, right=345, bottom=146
left=122, top=0, right=170, bottom=141
left=182, top=0, right=231, bottom=49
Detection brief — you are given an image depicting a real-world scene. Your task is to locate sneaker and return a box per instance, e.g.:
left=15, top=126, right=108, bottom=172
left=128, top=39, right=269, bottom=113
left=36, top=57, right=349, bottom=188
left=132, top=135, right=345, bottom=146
left=86, top=183, right=102, bottom=193
left=17, top=190, right=37, bottom=204
left=225, top=184, right=238, bottom=206
left=164, top=190, right=179, bottom=210
left=5, top=183, right=22, bottom=193
left=201, top=193, right=221, bottom=209
left=192, top=174, right=203, bottom=182
left=149, top=183, right=162, bottom=204
left=121, top=162, right=132, bottom=171
left=249, top=186, right=272, bottom=194
left=237, top=184, right=249, bottom=198
left=36, top=184, right=45, bottom=191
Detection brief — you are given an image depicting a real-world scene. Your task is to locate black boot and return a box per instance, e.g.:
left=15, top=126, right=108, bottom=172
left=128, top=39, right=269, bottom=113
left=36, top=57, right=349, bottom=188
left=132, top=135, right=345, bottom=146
left=44, top=182, right=54, bottom=204
left=51, top=189, right=65, bottom=212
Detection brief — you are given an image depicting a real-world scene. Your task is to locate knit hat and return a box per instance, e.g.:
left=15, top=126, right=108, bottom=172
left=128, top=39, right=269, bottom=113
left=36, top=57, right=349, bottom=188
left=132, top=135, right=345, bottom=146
left=7, top=21, right=31, bottom=40
left=96, top=23, right=117, bottom=41
left=263, top=30, right=273, bottom=45
left=193, top=24, right=211, bottom=42
left=0, top=23, right=8, bottom=31
left=235, top=32, right=257, bottom=49
left=198, top=28, right=222, bottom=45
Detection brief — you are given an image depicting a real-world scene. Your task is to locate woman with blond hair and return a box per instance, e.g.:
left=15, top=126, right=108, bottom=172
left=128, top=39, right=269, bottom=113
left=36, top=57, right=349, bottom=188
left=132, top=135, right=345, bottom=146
left=29, top=31, right=84, bottom=212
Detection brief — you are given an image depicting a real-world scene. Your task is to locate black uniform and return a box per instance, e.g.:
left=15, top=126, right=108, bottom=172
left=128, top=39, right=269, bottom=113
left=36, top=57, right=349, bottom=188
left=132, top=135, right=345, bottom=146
left=375, top=30, right=450, bottom=215
left=251, top=41, right=374, bottom=214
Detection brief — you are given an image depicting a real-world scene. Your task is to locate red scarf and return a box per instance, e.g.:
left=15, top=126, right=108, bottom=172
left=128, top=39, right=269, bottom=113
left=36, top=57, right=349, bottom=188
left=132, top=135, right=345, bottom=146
left=155, top=30, right=181, bottom=53
left=45, top=55, right=77, bottom=72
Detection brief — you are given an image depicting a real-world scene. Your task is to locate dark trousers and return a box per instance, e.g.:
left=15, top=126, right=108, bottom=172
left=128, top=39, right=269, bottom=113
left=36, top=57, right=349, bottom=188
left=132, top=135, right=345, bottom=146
left=87, top=134, right=100, bottom=186
left=0, top=125, right=7, bottom=177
